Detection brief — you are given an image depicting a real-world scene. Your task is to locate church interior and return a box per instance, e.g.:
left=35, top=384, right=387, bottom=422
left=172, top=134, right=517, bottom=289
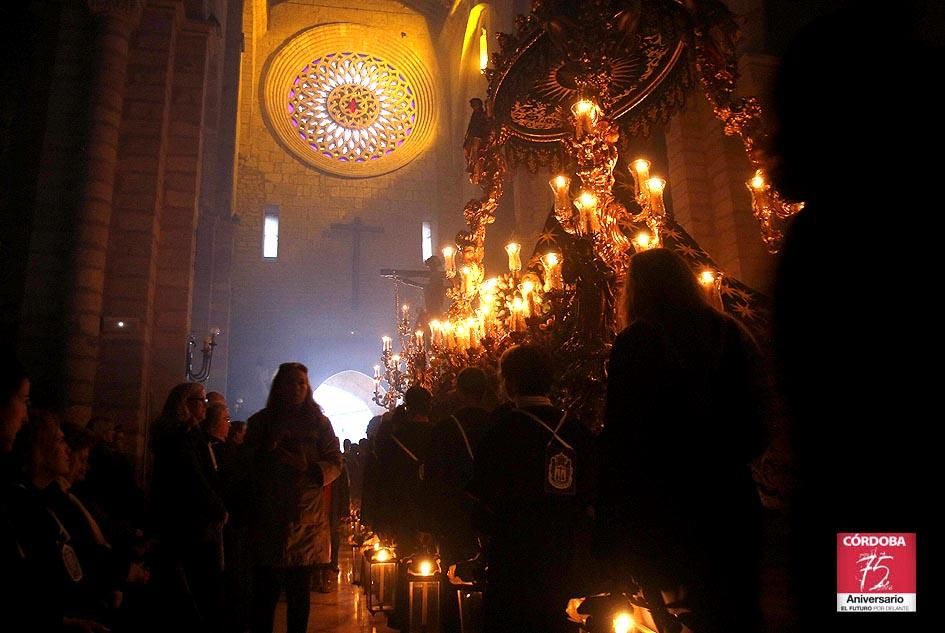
left=1, top=0, right=935, bottom=632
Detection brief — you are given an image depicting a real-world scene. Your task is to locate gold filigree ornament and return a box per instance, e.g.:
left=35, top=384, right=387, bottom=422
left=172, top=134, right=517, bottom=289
left=262, top=25, right=437, bottom=178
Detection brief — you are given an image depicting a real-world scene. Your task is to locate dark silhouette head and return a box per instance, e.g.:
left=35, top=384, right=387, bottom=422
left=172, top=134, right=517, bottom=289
left=621, top=248, right=706, bottom=328
left=456, top=366, right=488, bottom=403
left=403, top=385, right=432, bottom=418
left=499, top=344, right=554, bottom=398
left=469, top=97, right=483, bottom=109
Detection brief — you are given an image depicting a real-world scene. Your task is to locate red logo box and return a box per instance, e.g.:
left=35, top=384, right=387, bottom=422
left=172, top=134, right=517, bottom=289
left=837, top=533, right=916, bottom=612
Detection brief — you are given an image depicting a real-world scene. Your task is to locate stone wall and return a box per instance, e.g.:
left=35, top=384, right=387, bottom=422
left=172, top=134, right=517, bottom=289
left=228, top=0, right=449, bottom=414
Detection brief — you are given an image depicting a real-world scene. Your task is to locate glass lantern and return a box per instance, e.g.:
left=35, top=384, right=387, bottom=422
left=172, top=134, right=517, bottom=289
left=366, top=546, right=398, bottom=614
left=407, top=556, right=441, bottom=633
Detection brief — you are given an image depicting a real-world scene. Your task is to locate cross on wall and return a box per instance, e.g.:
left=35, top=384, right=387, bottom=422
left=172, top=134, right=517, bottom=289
left=329, top=216, right=384, bottom=309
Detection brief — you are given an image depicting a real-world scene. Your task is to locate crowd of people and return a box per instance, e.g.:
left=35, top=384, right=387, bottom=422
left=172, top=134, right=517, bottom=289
left=2, top=246, right=770, bottom=633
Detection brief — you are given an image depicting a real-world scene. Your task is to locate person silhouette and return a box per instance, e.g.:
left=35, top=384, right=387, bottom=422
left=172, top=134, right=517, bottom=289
left=463, top=97, right=491, bottom=175
left=597, top=248, right=768, bottom=633
left=768, top=4, right=939, bottom=630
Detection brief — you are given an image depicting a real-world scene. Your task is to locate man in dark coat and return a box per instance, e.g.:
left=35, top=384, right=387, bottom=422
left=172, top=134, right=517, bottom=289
left=469, top=345, right=594, bottom=633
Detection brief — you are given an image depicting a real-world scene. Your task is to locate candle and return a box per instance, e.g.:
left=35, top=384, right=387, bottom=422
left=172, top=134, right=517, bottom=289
left=505, top=242, right=522, bottom=274
left=573, top=191, right=600, bottom=235
left=415, top=329, right=424, bottom=349
left=570, top=99, right=599, bottom=138
left=373, top=365, right=381, bottom=380
left=442, top=246, right=456, bottom=278
left=381, top=335, right=392, bottom=352
left=698, top=269, right=724, bottom=310
left=541, top=252, right=563, bottom=291
left=520, top=276, right=539, bottom=317
left=646, top=177, right=666, bottom=216
left=630, top=158, right=651, bottom=204
left=429, top=320, right=441, bottom=347
left=549, top=175, right=571, bottom=212
left=511, top=296, right=525, bottom=331
left=746, top=170, right=772, bottom=210
left=632, top=230, right=657, bottom=251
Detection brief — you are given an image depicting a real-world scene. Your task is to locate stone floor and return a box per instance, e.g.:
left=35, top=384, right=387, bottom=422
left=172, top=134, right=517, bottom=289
left=273, top=550, right=397, bottom=633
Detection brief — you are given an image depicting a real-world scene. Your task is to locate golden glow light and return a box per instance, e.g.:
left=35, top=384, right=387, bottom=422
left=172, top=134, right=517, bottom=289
left=505, top=242, right=522, bottom=272
left=633, top=231, right=653, bottom=249
left=374, top=547, right=392, bottom=562
left=699, top=270, right=717, bottom=286
left=749, top=170, right=766, bottom=190
left=479, top=27, right=489, bottom=72
left=645, top=177, right=666, bottom=194
left=631, top=159, right=651, bottom=175
left=552, top=175, right=569, bottom=190
left=417, top=559, right=434, bottom=576
left=577, top=191, right=598, bottom=208
left=613, top=611, right=634, bottom=633
left=565, top=598, right=589, bottom=625
left=572, top=99, right=597, bottom=117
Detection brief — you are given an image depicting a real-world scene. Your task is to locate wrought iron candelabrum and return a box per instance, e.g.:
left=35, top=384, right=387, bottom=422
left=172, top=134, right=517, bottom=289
left=185, top=327, right=221, bottom=383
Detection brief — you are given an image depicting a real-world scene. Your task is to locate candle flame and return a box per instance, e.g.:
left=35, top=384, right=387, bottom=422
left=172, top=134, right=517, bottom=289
left=646, top=177, right=666, bottom=194
left=613, top=612, right=634, bottom=633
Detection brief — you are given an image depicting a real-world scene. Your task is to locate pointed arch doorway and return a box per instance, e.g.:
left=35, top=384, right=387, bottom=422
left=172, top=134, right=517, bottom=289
left=313, top=370, right=386, bottom=446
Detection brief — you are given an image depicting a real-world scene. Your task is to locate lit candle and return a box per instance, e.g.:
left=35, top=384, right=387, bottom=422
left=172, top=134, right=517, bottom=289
left=429, top=320, right=441, bottom=347
left=442, top=246, right=456, bottom=278
left=612, top=612, right=634, bottom=633
left=541, top=252, right=563, bottom=291
left=391, top=354, right=401, bottom=371
left=573, top=191, right=600, bottom=234
left=746, top=169, right=772, bottom=209
left=632, top=230, right=657, bottom=251
left=646, top=177, right=666, bottom=216
left=630, top=158, right=651, bottom=204
left=549, top=175, right=571, bottom=212
left=520, top=277, right=538, bottom=317
left=381, top=335, right=392, bottom=352
left=505, top=242, right=522, bottom=274
left=511, top=296, right=525, bottom=331
left=415, top=329, right=424, bottom=348
left=570, top=99, right=599, bottom=138
left=373, top=365, right=381, bottom=380
left=698, top=269, right=724, bottom=310
left=466, top=317, right=479, bottom=349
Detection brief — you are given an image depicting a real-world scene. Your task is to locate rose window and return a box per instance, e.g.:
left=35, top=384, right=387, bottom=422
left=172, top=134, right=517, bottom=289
left=288, top=52, right=417, bottom=163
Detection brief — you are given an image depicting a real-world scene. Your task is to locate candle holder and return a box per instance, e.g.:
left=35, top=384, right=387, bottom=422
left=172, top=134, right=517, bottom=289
left=185, top=327, right=221, bottom=383
left=407, top=555, right=441, bottom=633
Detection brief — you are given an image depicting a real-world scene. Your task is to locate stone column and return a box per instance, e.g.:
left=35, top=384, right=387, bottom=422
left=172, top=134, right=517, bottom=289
left=64, top=0, right=143, bottom=422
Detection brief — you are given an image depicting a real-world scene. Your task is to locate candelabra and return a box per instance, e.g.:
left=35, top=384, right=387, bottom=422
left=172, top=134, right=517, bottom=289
left=372, top=303, right=425, bottom=410
left=185, top=327, right=221, bottom=383
left=746, top=169, right=805, bottom=253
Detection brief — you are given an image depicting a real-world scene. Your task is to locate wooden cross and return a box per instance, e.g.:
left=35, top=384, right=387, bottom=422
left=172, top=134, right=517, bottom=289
left=329, top=216, right=384, bottom=308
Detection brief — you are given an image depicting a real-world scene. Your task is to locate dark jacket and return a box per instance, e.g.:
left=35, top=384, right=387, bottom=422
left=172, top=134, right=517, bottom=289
left=245, top=406, right=342, bottom=567
left=470, top=403, right=594, bottom=633
left=150, top=420, right=226, bottom=546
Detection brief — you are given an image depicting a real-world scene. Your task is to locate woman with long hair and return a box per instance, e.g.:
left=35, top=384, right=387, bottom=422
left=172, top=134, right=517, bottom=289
left=245, top=362, right=342, bottom=633
left=149, top=381, right=226, bottom=631
left=597, top=248, right=768, bottom=633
